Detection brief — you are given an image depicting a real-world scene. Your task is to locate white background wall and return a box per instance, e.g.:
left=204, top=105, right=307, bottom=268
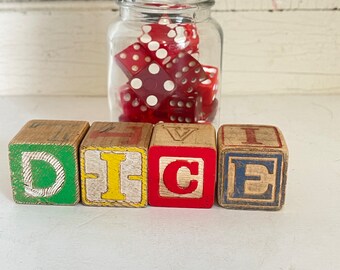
left=0, top=0, right=339, bottom=96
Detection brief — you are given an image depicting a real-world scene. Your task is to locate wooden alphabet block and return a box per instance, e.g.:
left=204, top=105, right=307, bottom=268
left=9, top=120, right=89, bottom=205
left=217, top=125, right=288, bottom=210
left=80, top=122, right=153, bottom=207
left=148, top=123, right=216, bottom=208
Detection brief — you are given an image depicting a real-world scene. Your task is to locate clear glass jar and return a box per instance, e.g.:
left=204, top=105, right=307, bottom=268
left=108, top=0, right=223, bottom=124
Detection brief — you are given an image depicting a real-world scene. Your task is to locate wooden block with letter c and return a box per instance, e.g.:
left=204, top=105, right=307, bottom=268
left=148, top=123, right=217, bottom=208
left=217, top=124, right=289, bottom=210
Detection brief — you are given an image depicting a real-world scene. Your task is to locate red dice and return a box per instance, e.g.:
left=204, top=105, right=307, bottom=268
left=166, top=95, right=202, bottom=123
left=174, top=24, right=200, bottom=54
left=119, top=84, right=152, bottom=122
left=164, top=52, right=207, bottom=95
left=114, top=18, right=219, bottom=124
left=200, top=99, right=219, bottom=122
left=115, top=43, right=152, bottom=78
left=128, top=61, right=177, bottom=109
left=139, top=23, right=180, bottom=65
left=197, top=65, right=219, bottom=105
left=138, top=20, right=200, bottom=65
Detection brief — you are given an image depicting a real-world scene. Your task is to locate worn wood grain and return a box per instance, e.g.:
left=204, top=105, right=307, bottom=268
left=11, top=119, right=90, bottom=146
left=150, top=123, right=216, bottom=148
left=9, top=119, right=89, bottom=205
left=148, top=123, right=216, bottom=208
left=80, top=122, right=152, bottom=207
left=217, top=124, right=288, bottom=210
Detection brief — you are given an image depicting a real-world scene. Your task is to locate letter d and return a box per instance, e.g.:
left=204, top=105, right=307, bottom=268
left=22, top=152, right=65, bottom=197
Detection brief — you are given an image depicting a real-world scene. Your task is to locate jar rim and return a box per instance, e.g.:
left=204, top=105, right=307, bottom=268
left=117, top=0, right=215, bottom=8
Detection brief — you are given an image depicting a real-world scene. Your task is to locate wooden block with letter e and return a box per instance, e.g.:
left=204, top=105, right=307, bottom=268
left=148, top=123, right=216, bottom=208
left=217, top=124, right=288, bottom=210
left=80, top=122, right=153, bottom=207
left=9, top=119, right=90, bottom=205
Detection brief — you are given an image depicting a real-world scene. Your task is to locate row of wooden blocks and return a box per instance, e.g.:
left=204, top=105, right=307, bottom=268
left=9, top=120, right=288, bottom=210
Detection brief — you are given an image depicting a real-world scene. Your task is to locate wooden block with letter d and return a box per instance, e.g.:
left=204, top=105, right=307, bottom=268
left=80, top=122, right=153, bottom=207
left=217, top=125, right=288, bottom=210
left=9, top=119, right=90, bottom=205
left=148, top=123, right=217, bottom=208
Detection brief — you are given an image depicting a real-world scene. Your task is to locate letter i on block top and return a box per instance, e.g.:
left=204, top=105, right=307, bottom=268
left=80, top=122, right=153, bottom=207
left=8, top=120, right=90, bottom=205
left=148, top=123, right=217, bottom=208
left=217, top=125, right=289, bottom=211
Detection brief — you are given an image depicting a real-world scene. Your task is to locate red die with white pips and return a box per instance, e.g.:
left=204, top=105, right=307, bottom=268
left=197, top=65, right=219, bottom=106
left=173, top=24, right=200, bottom=55
left=167, top=95, right=202, bottom=123
left=200, top=99, right=218, bottom=122
left=138, top=18, right=200, bottom=66
left=119, top=84, right=152, bottom=122
left=115, top=43, right=152, bottom=78
left=128, top=61, right=176, bottom=109
left=139, top=23, right=179, bottom=65
left=164, top=52, right=207, bottom=95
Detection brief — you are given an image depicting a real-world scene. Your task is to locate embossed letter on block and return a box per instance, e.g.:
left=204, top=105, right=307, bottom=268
left=148, top=123, right=216, bottom=208
left=80, top=122, right=153, bottom=207
left=217, top=125, right=289, bottom=210
left=9, top=120, right=89, bottom=205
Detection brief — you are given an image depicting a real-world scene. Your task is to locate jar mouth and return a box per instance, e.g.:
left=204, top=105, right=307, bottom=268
left=117, top=0, right=215, bottom=9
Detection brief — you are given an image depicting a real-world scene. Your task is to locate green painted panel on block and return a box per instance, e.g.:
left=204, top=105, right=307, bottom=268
left=31, top=159, right=57, bottom=188
left=9, top=144, right=79, bottom=205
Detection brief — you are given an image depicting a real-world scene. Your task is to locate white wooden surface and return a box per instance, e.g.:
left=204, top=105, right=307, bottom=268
left=0, top=94, right=340, bottom=269
left=0, top=1, right=339, bottom=96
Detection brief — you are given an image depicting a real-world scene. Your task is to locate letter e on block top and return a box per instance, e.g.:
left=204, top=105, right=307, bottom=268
left=217, top=125, right=289, bottom=211
left=148, top=123, right=217, bottom=208
left=8, top=120, right=89, bottom=205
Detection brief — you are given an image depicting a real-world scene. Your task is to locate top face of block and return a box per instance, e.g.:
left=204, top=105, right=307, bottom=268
left=10, top=120, right=90, bottom=146
left=150, top=123, right=216, bottom=149
left=218, top=125, right=287, bottom=152
left=80, top=122, right=153, bottom=149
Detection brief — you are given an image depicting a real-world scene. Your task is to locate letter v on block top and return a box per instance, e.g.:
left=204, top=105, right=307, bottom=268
left=148, top=123, right=217, bottom=208
left=165, top=127, right=198, bottom=141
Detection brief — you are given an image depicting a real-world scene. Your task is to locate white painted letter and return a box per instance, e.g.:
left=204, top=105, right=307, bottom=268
left=22, top=152, right=65, bottom=197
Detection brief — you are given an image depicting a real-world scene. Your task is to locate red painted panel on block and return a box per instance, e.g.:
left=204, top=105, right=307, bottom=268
left=148, top=146, right=216, bottom=208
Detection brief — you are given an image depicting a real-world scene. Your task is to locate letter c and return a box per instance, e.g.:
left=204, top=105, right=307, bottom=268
left=163, top=160, right=199, bottom=194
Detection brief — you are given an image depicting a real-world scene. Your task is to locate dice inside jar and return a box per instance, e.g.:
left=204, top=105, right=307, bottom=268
left=108, top=0, right=223, bottom=124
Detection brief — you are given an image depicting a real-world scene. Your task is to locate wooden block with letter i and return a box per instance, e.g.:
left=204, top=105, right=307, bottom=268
left=217, top=125, right=289, bottom=210
left=80, top=122, right=153, bottom=207
left=148, top=123, right=217, bottom=208
left=9, top=119, right=90, bottom=205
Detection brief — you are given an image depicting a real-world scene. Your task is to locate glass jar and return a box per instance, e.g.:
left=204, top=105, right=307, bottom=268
left=108, top=0, right=223, bottom=124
